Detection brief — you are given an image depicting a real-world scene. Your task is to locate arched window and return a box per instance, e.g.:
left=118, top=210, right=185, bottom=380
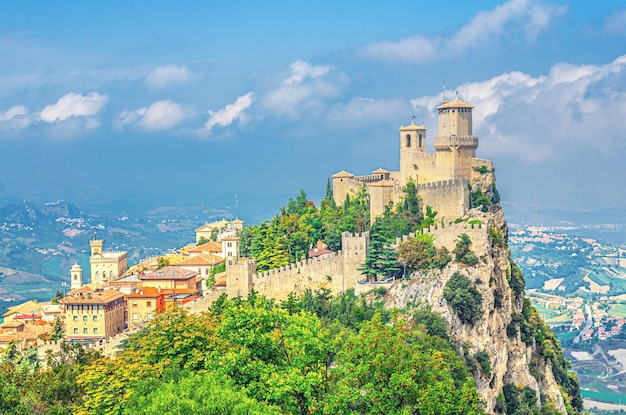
left=109, top=271, right=114, bottom=277
left=95, top=271, right=100, bottom=278
left=418, top=133, right=423, bottom=147
left=406, top=134, right=411, bottom=147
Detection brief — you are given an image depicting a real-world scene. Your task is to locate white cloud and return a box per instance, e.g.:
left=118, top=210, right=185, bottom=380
left=358, top=35, right=438, bottom=63
left=0, top=105, right=31, bottom=131
left=327, top=98, right=407, bottom=126
left=145, top=65, right=197, bottom=89
left=129, top=100, right=188, bottom=131
left=603, top=9, right=626, bottom=36
left=39, top=92, right=108, bottom=123
left=358, top=0, right=566, bottom=63
left=410, top=55, right=626, bottom=162
left=205, top=93, right=254, bottom=133
left=262, top=60, right=346, bottom=118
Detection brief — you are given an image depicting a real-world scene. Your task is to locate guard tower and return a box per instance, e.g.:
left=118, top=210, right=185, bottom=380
left=434, top=96, right=478, bottom=181
left=399, top=120, right=427, bottom=186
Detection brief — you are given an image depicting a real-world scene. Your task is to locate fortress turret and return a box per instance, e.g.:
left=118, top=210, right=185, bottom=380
left=399, top=120, right=427, bottom=186
left=434, top=97, right=479, bottom=181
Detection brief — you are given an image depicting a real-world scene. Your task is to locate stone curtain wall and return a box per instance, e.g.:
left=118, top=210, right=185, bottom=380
left=226, top=232, right=369, bottom=301
left=417, top=179, right=470, bottom=220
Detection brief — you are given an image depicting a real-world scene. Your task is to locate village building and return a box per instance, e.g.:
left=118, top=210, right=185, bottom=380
left=139, top=266, right=203, bottom=293
left=89, top=238, right=128, bottom=286
left=126, top=287, right=166, bottom=328
left=61, top=288, right=126, bottom=343
left=1, top=300, right=41, bottom=324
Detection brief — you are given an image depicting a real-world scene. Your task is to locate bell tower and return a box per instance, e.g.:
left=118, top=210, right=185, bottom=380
left=70, top=263, right=83, bottom=290
left=399, top=120, right=427, bottom=186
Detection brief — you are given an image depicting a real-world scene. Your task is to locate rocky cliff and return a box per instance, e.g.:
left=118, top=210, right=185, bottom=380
left=379, top=205, right=578, bottom=414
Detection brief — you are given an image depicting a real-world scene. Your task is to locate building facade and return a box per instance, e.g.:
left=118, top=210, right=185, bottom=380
left=62, top=288, right=126, bottom=342
left=89, top=239, right=128, bottom=285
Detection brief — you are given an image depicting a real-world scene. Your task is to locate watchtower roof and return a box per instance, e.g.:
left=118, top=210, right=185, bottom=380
left=436, top=98, right=474, bottom=110
left=332, top=170, right=355, bottom=179
left=400, top=120, right=426, bottom=130
left=372, top=168, right=390, bottom=174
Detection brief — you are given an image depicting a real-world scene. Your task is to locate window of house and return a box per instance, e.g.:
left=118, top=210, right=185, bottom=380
left=83, top=328, right=88, bottom=334
left=74, top=328, right=78, bottom=334
left=146, top=301, right=152, bottom=307
left=132, top=301, right=137, bottom=307
left=83, top=316, right=88, bottom=321
left=93, top=316, right=98, bottom=321
left=73, top=315, right=78, bottom=321
left=93, top=328, right=98, bottom=334
left=133, top=313, right=138, bottom=320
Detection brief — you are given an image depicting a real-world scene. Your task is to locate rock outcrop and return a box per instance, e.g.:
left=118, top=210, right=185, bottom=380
left=382, top=206, right=568, bottom=414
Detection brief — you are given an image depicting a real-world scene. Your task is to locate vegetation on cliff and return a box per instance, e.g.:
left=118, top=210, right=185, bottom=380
left=0, top=292, right=484, bottom=414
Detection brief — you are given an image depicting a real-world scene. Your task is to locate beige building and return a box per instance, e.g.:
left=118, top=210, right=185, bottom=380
left=61, top=288, right=126, bottom=342
left=126, top=287, right=166, bottom=328
left=333, top=97, right=493, bottom=221
left=89, top=238, right=128, bottom=286
left=195, top=218, right=244, bottom=243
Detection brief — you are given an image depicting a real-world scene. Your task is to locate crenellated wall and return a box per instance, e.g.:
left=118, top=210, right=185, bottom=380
left=226, top=232, right=369, bottom=300
left=396, top=221, right=490, bottom=256
left=417, top=179, right=470, bottom=220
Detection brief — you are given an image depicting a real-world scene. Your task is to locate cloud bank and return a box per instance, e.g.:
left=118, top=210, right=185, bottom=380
left=358, top=0, right=566, bottom=63
left=39, top=92, right=108, bottom=123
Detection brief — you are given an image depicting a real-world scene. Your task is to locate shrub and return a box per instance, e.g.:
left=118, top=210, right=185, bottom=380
left=453, top=234, right=479, bottom=266
left=474, top=350, right=491, bottom=378
left=443, top=272, right=483, bottom=326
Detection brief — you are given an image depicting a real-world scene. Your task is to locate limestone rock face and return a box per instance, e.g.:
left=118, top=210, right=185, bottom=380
left=385, top=207, right=566, bottom=414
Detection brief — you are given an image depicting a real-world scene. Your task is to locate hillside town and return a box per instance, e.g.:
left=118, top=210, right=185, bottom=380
left=0, top=218, right=243, bottom=350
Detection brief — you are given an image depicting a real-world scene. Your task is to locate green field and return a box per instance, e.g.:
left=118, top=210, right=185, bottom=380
left=545, top=313, right=571, bottom=324
left=586, top=271, right=612, bottom=286
left=608, top=302, right=626, bottom=318
left=581, top=389, right=626, bottom=405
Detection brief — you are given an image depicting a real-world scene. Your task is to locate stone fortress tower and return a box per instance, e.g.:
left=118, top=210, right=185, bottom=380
left=332, top=95, right=492, bottom=221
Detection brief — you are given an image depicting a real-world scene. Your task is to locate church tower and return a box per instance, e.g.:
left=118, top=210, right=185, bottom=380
left=399, top=120, right=427, bottom=186
left=434, top=96, right=478, bottom=181
left=70, top=263, right=83, bottom=290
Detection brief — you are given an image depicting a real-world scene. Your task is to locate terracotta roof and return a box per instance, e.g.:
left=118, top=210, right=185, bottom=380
left=189, top=241, right=222, bottom=253
left=231, top=219, right=244, bottom=224
left=220, top=236, right=239, bottom=242
left=176, top=253, right=224, bottom=266
left=126, top=287, right=166, bottom=298
left=436, top=98, right=474, bottom=110
left=309, top=249, right=333, bottom=258
left=332, top=170, right=355, bottom=179
left=141, top=266, right=199, bottom=280
left=2, top=300, right=40, bottom=318
left=61, top=288, right=125, bottom=305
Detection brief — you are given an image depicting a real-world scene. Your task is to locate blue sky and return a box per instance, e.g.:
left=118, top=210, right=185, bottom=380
left=1, top=0, right=626, bottom=219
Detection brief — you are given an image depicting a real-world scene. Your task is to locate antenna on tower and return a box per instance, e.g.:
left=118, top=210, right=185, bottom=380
left=411, top=113, right=415, bottom=125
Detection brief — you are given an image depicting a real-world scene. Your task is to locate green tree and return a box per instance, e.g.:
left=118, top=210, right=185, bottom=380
left=324, top=313, right=483, bottom=414
left=123, top=371, right=280, bottom=415
left=443, top=272, right=483, bottom=326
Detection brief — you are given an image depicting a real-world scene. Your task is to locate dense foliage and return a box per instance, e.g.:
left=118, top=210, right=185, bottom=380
left=0, top=292, right=485, bottom=414
left=443, top=271, right=483, bottom=326
left=239, top=186, right=369, bottom=272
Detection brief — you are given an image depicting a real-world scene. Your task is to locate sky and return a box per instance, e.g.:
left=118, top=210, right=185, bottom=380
left=1, top=0, right=626, bottom=221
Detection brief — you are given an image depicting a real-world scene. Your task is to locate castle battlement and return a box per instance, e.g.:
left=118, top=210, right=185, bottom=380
left=417, top=178, right=469, bottom=191
left=354, top=174, right=386, bottom=183
left=434, top=135, right=479, bottom=149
